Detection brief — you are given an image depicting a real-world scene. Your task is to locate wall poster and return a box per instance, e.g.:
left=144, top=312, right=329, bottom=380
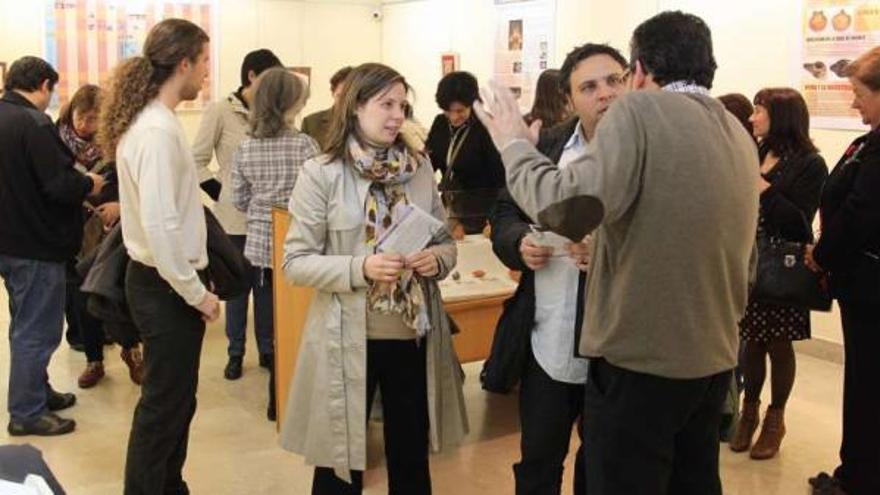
left=493, top=0, right=556, bottom=113
left=44, top=0, right=217, bottom=111
left=800, top=0, right=880, bottom=130
left=441, top=53, right=459, bottom=76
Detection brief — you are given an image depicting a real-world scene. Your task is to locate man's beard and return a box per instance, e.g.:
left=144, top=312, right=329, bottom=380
left=180, top=82, right=201, bottom=101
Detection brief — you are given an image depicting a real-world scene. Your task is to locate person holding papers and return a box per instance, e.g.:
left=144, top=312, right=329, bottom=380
left=280, top=63, right=468, bottom=495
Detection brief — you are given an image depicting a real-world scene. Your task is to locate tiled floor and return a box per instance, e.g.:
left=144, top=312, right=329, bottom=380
left=0, top=288, right=842, bottom=494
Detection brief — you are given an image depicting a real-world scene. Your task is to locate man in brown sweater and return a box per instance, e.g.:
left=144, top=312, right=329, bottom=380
left=475, top=11, right=759, bottom=495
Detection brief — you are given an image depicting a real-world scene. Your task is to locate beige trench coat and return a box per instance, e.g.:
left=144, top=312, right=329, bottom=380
left=279, top=154, right=469, bottom=480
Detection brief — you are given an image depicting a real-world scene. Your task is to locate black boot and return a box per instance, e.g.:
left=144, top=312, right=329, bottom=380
left=267, top=367, right=276, bottom=421
left=259, top=353, right=274, bottom=370
left=224, top=356, right=243, bottom=380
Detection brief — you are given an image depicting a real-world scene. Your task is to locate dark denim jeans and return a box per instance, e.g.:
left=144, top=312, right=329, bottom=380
left=224, top=236, right=274, bottom=358
left=0, top=254, right=66, bottom=423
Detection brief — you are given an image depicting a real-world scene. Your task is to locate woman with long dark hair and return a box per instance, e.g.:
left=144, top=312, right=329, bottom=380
left=280, top=63, right=467, bottom=494
left=730, top=87, right=827, bottom=460
left=524, top=69, right=570, bottom=129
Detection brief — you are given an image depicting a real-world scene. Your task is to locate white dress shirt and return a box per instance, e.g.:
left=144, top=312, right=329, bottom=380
left=117, top=100, right=209, bottom=306
left=531, top=123, right=590, bottom=384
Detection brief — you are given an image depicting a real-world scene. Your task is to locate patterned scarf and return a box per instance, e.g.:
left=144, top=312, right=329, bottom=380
left=349, top=138, right=431, bottom=336
left=59, top=123, right=102, bottom=171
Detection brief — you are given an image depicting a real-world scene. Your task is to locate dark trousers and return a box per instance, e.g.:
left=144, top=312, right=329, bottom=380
left=312, top=339, right=430, bottom=495
left=65, top=260, right=105, bottom=362
left=515, top=350, right=585, bottom=495
left=123, top=261, right=205, bottom=495
left=834, top=300, right=880, bottom=495
left=0, top=255, right=66, bottom=423
left=583, top=358, right=730, bottom=495
left=224, top=235, right=273, bottom=358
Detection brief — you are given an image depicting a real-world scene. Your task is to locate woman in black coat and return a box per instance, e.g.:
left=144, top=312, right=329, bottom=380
left=424, top=71, right=505, bottom=234
left=729, top=88, right=828, bottom=460
left=807, top=48, right=880, bottom=495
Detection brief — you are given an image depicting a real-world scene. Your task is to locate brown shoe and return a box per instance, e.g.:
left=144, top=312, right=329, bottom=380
left=751, top=406, right=786, bottom=459
left=729, top=400, right=760, bottom=452
left=77, top=361, right=105, bottom=389
left=121, top=347, right=144, bottom=385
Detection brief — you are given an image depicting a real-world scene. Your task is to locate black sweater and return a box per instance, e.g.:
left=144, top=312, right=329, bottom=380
left=759, top=149, right=828, bottom=242
left=425, top=113, right=505, bottom=191
left=0, top=91, right=93, bottom=261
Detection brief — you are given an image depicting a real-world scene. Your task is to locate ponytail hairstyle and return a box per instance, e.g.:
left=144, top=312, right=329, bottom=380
left=98, top=18, right=209, bottom=158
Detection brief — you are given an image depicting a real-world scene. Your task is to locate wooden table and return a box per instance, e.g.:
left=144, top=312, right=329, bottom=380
left=271, top=208, right=514, bottom=425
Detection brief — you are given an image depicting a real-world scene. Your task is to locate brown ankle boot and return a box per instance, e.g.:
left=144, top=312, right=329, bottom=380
left=77, top=361, right=105, bottom=389
left=729, top=400, right=760, bottom=452
left=120, top=347, right=144, bottom=385
left=750, top=406, right=786, bottom=459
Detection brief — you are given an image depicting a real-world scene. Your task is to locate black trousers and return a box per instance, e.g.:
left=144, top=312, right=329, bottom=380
left=583, top=358, right=730, bottom=495
left=515, top=350, right=585, bottom=495
left=64, top=260, right=105, bottom=361
left=312, top=339, right=430, bottom=495
left=834, top=299, right=880, bottom=495
left=123, top=261, right=205, bottom=495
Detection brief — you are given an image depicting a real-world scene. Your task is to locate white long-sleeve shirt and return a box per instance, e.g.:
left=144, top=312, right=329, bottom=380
left=532, top=124, right=589, bottom=384
left=117, top=100, right=209, bottom=306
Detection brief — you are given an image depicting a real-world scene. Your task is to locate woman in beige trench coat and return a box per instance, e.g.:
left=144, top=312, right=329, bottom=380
left=280, top=63, right=469, bottom=494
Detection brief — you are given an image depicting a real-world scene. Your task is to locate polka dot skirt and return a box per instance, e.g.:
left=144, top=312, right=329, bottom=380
left=740, top=300, right=811, bottom=343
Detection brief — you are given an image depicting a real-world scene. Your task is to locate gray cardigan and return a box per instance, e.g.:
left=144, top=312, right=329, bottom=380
left=501, top=90, right=759, bottom=379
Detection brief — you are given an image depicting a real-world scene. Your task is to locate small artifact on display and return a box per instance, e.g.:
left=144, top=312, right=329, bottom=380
left=832, top=9, right=851, bottom=31
left=830, top=59, right=852, bottom=77
left=809, top=10, right=828, bottom=31
left=440, top=235, right=518, bottom=302
left=803, top=61, right=828, bottom=79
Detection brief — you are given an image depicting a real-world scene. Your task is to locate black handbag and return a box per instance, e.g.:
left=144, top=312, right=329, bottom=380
left=480, top=278, right=533, bottom=394
left=752, top=234, right=832, bottom=311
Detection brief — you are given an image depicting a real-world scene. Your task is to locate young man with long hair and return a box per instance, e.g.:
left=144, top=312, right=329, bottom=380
left=98, top=18, right=219, bottom=494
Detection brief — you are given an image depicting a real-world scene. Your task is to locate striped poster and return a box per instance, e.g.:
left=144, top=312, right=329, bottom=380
left=45, top=0, right=215, bottom=110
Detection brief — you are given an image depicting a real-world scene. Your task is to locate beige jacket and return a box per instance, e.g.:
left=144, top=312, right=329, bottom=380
left=192, top=93, right=249, bottom=235
left=279, top=154, right=469, bottom=479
